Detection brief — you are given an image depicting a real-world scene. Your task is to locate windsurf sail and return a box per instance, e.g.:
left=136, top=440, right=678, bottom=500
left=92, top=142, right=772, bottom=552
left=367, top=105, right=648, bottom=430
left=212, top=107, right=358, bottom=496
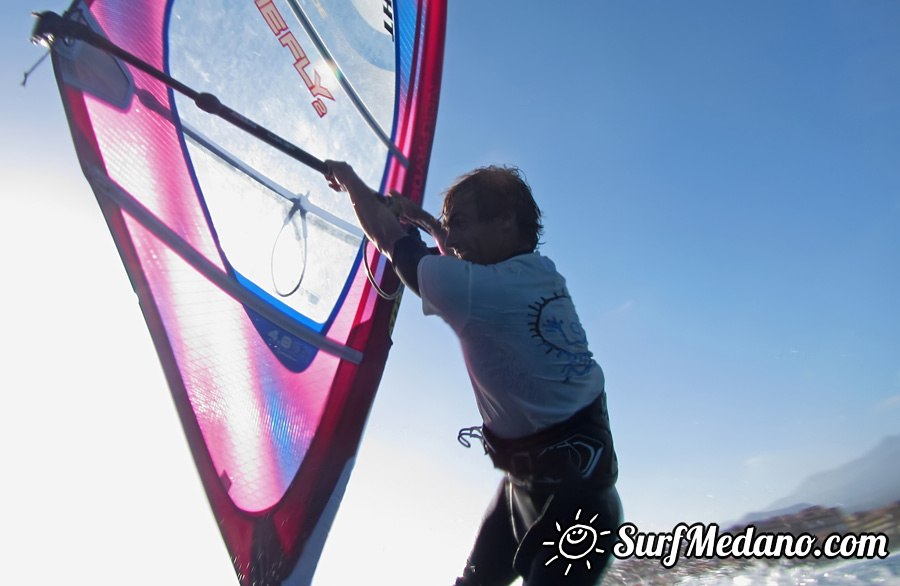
left=33, top=0, right=445, bottom=583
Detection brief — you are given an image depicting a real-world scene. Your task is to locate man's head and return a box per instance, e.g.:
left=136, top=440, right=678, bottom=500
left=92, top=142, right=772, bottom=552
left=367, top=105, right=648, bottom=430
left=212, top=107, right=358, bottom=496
left=440, top=165, right=543, bottom=264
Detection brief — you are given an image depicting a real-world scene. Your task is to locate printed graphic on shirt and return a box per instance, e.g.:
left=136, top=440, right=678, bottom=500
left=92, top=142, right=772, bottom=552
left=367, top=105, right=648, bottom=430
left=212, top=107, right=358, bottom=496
left=528, top=290, right=595, bottom=381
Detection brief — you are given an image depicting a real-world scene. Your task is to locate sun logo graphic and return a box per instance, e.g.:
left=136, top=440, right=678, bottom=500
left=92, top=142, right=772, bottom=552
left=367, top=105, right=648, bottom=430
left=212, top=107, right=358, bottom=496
left=542, top=508, right=612, bottom=577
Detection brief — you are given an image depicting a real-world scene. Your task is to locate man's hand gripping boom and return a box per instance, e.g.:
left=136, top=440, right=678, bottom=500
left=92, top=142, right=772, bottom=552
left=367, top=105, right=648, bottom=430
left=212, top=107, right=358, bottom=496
left=325, top=160, right=449, bottom=256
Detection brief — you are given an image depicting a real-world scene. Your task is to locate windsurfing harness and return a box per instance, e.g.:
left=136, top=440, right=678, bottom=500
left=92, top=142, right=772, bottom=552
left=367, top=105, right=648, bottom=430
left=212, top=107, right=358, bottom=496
left=34, top=0, right=446, bottom=584
left=474, top=392, right=618, bottom=490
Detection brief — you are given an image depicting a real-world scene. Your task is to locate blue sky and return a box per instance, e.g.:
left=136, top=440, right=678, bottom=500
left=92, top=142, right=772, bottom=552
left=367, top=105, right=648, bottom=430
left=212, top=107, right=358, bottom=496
left=2, top=1, right=898, bottom=585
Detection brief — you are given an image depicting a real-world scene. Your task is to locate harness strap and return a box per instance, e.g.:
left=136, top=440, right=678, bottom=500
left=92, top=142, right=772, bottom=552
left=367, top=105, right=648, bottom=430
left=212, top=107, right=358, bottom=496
left=479, top=393, right=618, bottom=488
left=457, top=426, right=486, bottom=451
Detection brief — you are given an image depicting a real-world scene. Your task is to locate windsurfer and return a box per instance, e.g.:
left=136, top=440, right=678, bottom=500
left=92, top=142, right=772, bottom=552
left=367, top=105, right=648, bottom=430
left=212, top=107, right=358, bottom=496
left=326, top=160, right=622, bottom=586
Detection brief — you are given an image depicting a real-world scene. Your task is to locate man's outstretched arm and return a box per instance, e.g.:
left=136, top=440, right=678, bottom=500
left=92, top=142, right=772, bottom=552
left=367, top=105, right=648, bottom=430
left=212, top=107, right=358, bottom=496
left=325, top=160, right=407, bottom=260
left=390, top=191, right=450, bottom=255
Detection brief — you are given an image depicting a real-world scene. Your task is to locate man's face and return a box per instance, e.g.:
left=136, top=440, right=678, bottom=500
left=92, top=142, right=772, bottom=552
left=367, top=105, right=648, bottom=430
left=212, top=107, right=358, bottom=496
left=442, top=192, right=511, bottom=265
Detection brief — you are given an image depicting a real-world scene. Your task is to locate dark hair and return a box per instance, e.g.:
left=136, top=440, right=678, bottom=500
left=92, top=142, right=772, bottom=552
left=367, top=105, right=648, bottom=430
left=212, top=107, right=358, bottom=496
left=441, top=165, right=544, bottom=251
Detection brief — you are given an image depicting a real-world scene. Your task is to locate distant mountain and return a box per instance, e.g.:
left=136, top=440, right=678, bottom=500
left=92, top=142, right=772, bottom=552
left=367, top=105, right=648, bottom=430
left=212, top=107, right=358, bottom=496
left=734, top=434, right=900, bottom=526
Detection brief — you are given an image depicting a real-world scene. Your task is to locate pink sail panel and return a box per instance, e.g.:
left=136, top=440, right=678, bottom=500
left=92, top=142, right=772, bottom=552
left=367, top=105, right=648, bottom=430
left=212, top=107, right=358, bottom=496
left=45, top=0, right=445, bottom=582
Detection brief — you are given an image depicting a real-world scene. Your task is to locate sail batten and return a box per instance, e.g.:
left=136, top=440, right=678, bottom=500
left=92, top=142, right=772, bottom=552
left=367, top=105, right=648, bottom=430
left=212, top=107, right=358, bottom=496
left=282, top=0, right=409, bottom=167
left=181, top=121, right=364, bottom=240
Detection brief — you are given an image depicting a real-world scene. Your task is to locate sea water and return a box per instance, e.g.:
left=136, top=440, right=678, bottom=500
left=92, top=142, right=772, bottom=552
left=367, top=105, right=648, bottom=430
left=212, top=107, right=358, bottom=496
left=677, top=554, right=900, bottom=585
